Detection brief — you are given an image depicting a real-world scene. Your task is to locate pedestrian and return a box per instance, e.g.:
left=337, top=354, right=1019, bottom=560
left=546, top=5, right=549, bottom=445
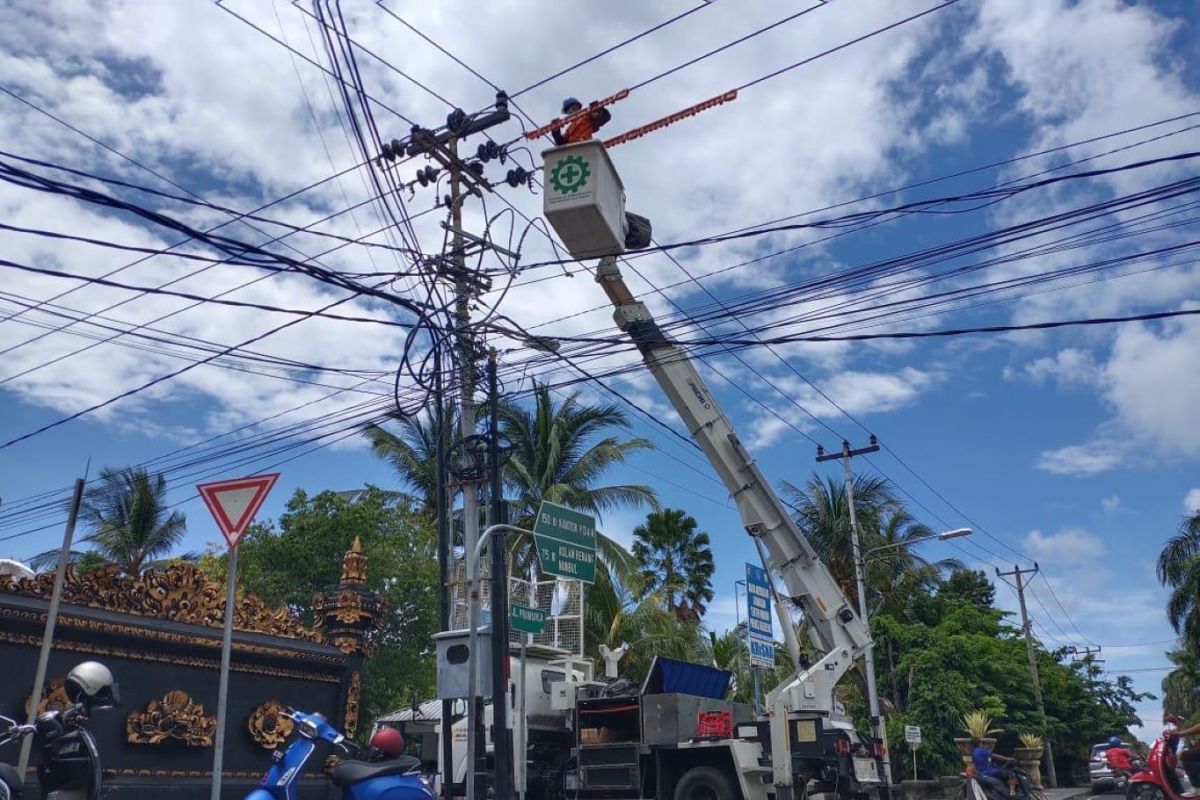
left=552, top=97, right=612, bottom=145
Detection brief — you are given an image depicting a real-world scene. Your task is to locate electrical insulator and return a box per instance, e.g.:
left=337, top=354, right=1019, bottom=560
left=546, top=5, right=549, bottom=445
left=442, top=194, right=452, bottom=208
left=415, top=165, right=439, bottom=187
left=494, top=90, right=509, bottom=112
left=467, top=161, right=485, bottom=177
left=505, top=166, right=529, bottom=188
left=381, top=142, right=396, bottom=162
left=498, top=145, right=508, bottom=165
left=446, top=108, right=467, bottom=133
left=476, top=141, right=501, bottom=163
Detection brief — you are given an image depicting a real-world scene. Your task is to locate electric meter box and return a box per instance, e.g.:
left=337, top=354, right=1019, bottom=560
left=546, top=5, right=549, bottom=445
left=434, top=628, right=493, bottom=699
left=542, top=141, right=627, bottom=259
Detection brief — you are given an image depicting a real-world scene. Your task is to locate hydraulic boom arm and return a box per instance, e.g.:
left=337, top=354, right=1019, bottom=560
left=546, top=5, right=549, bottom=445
left=595, top=255, right=873, bottom=791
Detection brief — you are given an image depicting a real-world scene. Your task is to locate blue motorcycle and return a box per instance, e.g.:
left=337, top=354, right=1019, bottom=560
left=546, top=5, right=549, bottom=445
left=246, top=709, right=434, bottom=800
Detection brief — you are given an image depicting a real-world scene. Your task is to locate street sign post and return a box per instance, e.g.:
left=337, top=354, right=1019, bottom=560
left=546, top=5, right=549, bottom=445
left=745, top=563, right=775, bottom=669
left=905, top=725, right=922, bottom=778
left=532, top=501, right=596, bottom=583
left=197, top=473, right=279, bottom=800
left=510, top=604, right=547, bottom=635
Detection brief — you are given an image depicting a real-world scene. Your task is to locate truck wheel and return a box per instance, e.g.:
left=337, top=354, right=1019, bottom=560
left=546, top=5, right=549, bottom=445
left=674, top=766, right=738, bottom=800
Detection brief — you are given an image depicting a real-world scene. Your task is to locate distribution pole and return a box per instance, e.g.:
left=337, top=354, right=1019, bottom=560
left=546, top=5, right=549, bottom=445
left=817, top=436, right=891, bottom=791
left=997, top=564, right=1058, bottom=788
left=435, top=345, right=455, bottom=800
left=447, top=140, right=488, bottom=799
left=487, top=350, right=512, bottom=800
left=1071, top=645, right=1104, bottom=693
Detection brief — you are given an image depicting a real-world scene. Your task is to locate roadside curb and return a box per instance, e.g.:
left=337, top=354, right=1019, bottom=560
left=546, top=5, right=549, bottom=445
left=1045, top=789, right=1095, bottom=800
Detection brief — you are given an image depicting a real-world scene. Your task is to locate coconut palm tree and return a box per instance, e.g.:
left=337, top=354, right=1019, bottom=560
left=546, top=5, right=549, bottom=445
left=1162, top=646, right=1200, bottom=718
left=500, top=382, right=658, bottom=579
left=362, top=406, right=458, bottom=513
left=1157, top=508, right=1200, bottom=650
left=31, top=467, right=189, bottom=575
left=781, top=474, right=959, bottom=611
left=631, top=509, right=715, bottom=621
left=584, top=567, right=705, bottom=680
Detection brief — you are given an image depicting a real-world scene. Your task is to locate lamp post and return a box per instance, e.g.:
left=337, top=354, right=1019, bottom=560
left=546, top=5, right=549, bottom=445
left=854, top=526, right=971, bottom=783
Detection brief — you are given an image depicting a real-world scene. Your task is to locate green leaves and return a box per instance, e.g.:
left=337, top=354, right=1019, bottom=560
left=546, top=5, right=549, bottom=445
left=631, top=508, right=715, bottom=622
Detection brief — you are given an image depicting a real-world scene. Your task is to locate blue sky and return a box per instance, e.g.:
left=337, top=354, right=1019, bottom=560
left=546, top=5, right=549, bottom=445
left=1, top=0, right=1198, bottom=735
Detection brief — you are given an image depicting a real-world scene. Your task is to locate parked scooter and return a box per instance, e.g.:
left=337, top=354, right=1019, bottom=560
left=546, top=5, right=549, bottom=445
left=0, top=661, right=119, bottom=800
left=1127, top=722, right=1195, bottom=800
left=959, top=760, right=1046, bottom=800
left=246, top=709, right=433, bottom=800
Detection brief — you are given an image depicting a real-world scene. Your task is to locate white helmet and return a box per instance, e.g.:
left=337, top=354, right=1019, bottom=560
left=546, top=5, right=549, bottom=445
left=64, top=661, right=119, bottom=709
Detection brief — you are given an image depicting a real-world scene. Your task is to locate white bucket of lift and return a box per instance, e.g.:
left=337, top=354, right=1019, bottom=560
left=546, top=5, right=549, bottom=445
left=541, top=141, right=627, bottom=259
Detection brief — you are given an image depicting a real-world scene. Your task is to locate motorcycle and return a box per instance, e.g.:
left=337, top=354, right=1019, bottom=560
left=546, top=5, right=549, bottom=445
left=1127, top=726, right=1195, bottom=800
left=959, top=759, right=1046, bottom=800
left=246, top=709, right=433, bottom=800
left=1, top=661, right=119, bottom=800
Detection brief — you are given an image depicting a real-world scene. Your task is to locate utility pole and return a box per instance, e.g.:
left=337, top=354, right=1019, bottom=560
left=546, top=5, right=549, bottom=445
left=393, top=91, right=514, bottom=800
left=1070, top=645, right=1104, bottom=694
left=435, top=344, right=454, bottom=800
left=997, top=563, right=1058, bottom=788
left=486, top=350, right=512, bottom=800
left=817, top=435, right=891, bottom=793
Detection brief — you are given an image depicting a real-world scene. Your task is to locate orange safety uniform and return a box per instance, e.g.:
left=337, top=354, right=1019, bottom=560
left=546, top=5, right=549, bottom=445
left=553, top=106, right=612, bottom=145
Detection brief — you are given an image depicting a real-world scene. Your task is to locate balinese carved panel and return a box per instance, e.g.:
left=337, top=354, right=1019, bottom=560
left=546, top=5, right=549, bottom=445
left=247, top=699, right=294, bottom=750
left=126, top=690, right=217, bottom=747
left=25, top=678, right=72, bottom=716
left=3, top=563, right=313, bottom=640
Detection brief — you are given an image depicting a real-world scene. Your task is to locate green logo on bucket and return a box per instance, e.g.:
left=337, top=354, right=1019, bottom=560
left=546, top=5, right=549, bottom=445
left=549, top=155, right=590, bottom=194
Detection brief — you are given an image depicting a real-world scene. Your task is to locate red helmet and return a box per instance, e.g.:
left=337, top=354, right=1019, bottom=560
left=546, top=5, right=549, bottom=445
left=370, top=727, right=406, bottom=757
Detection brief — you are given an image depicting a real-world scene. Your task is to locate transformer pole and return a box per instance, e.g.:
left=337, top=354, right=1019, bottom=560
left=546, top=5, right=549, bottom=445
left=997, top=563, right=1058, bottom=788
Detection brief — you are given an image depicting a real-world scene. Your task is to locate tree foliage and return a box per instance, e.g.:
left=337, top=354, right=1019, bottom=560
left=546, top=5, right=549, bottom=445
left=32, top=466, right=190, bottom=575
left=631, top=509, right=715, bottom=621
left=208, top=487, right=440, bottom=733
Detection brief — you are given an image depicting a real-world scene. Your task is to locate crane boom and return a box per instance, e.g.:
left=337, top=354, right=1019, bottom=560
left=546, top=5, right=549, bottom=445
left=595, top=255, right=874, bottom=794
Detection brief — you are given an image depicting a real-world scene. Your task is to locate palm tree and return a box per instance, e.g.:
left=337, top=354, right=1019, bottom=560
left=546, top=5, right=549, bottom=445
left=631, top=509, right=715, bottom=621
left=1157, top=509, right=1200, bottom=650
left=362, top=406, right=458, bottom=513
left=32, top=467, right=189, bottom=575
left=1162, top=646, right=1200, bottom=718
left=501, top=382, right=658, bottom=578
left=781, top=474, right=959, bottom=611
left=584, top=567, right=705, bottom=680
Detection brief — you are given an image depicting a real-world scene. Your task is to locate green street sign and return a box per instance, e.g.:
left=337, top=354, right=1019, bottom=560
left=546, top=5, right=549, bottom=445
left=510, top=604, right=547, bottom=635
left=532, top=500, right=597, bottom=583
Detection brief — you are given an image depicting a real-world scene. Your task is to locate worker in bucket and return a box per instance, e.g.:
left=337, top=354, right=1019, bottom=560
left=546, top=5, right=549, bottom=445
left=552, top=97, right=611, bottom=145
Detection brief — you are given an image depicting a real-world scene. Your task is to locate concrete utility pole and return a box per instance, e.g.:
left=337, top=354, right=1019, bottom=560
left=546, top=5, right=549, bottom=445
left=486, top=349, right=512, bottom=799
left=400, top=92, right=513, bottom=800
left=817, top=436, right=891, bottom=793
left=1070, top=645, right=1104, bottom=694
left=997, top=563, right=1058, bottom=788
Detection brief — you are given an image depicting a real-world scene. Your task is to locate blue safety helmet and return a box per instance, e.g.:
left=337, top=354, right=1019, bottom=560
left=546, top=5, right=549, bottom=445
left=561, top=97, right=582, bottom=114
left=1109, top=736, right=1122, bottom=747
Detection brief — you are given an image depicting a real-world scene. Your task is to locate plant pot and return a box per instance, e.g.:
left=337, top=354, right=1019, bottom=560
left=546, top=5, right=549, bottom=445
left=1015, top=747, right=1045, bottom=787
left=955, top=738, right=974, bottom=767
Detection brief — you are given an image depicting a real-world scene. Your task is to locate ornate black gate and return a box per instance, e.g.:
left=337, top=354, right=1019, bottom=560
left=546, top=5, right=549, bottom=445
left=0, top=540, right=380, bottom=799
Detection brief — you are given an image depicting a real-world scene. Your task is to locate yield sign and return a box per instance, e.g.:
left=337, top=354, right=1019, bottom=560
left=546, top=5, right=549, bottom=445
left=196, top=473, right=279, bottom=550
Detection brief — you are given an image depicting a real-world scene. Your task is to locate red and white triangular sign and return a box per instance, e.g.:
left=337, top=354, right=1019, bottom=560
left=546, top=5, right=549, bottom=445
left=196, top=473, right=280, bottom=550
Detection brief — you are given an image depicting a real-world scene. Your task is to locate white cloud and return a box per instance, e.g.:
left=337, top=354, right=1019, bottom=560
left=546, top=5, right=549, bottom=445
left=1036, top=439, right=1124, bottom=477
left=1024, top=527, right=1104, bottom=564
left=1185, top=489, right=1200, bottom=515
left=1012, top=348, right=1101, bottom=388
left=1101, top=494, right=1121, bottom=513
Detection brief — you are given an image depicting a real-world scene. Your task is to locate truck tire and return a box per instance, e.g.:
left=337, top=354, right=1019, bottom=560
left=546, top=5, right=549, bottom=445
left=673, top=766, right=738, bottom=800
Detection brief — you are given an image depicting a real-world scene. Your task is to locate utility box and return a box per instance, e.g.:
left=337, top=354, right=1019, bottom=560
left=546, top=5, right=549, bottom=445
left=434, top=628, right=493, bottom=699
left=542, top=141, right=627, bottom=259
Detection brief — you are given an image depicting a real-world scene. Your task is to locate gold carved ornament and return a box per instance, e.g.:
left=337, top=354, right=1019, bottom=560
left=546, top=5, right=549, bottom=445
left=126, top=690, right=216, bottom=747
left=343, top=671, right=361, bottom=738
left=2, top=563, right=313, bottom=640
left=25, top=679, right=72, bottom=716
left=247, top=700, right=295, bottom=750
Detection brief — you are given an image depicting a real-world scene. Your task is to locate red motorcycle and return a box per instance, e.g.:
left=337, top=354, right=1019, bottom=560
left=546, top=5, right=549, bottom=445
left=1127, top=720, right=1194, bottom=800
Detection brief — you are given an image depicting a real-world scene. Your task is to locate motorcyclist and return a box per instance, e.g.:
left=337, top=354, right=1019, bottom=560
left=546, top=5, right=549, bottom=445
left=1175, top=717, right=1200, bottom=789
left=972, top=737, right=1019, bottom=796
left=1106, top=736, right=1135, bottom=781
left=551, top=97, right=612, bottom=145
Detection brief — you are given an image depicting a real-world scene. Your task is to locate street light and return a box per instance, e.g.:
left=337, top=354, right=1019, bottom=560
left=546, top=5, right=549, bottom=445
left=853, top=526, right=972, bottom=780
left=862, top=527, right=973, bottom=559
